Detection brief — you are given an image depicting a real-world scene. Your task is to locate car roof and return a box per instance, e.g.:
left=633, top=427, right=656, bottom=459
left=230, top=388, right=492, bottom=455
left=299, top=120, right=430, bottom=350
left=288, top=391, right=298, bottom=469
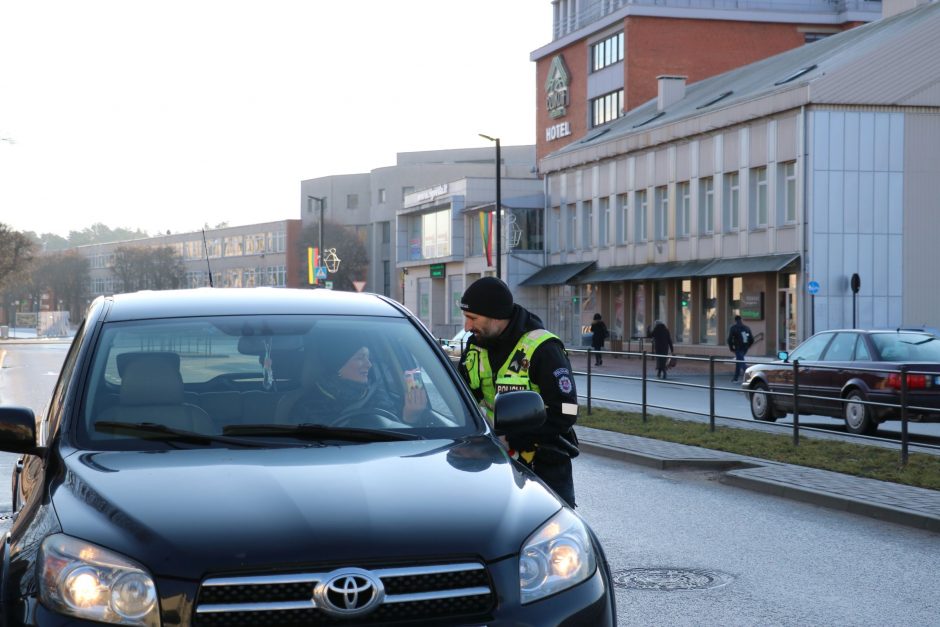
left=101, top=288, right=405, bottom=322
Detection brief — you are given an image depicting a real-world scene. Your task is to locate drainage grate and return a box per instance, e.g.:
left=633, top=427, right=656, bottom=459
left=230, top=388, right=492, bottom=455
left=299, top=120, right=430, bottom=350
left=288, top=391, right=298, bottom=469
left=612, top=568, right=732, bottom=591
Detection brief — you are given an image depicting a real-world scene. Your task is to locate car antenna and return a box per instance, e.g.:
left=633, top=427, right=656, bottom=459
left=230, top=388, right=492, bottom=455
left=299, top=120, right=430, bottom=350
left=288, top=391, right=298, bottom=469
left=202, top=229, right=214, bottom=287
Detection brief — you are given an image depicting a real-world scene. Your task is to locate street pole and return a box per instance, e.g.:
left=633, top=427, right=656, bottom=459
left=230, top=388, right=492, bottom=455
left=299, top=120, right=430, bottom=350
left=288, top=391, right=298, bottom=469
left=307, top=195, right=326, bottom=285
left=479, top=134, right=501, bottom=280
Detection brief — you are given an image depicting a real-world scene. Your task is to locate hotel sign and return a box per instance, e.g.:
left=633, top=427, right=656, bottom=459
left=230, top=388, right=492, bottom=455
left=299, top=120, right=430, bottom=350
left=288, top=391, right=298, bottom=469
left=544, top=55, right=572, bottom=142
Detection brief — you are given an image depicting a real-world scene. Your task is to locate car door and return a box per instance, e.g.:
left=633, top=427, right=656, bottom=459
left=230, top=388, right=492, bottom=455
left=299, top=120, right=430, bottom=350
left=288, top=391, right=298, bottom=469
left=816, top=332, right=860, bottom=417
left=775, top=332, right=835, bottom=414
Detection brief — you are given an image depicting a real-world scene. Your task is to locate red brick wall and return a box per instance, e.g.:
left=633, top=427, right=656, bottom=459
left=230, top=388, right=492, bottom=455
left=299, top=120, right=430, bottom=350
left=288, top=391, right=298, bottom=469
left=535, top=16, right=861, bottom=163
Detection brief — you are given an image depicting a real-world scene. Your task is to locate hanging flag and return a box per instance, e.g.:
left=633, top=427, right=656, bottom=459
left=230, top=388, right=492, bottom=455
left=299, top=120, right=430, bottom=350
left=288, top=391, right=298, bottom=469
left=479, top=211, right=493, bottom=267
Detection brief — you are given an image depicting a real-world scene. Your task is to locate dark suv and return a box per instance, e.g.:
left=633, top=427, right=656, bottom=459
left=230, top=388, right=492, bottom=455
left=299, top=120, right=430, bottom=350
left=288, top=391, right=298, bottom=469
left=0, top=288, right=614, bottom=626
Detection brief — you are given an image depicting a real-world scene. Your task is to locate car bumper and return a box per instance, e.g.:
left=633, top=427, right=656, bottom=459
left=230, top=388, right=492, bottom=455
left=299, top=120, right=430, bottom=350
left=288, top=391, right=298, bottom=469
left=16, top=560, right=615, bottom=626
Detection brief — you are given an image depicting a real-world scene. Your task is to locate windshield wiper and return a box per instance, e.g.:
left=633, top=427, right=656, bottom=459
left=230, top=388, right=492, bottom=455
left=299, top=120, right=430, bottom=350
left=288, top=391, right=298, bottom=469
left=223, top=423, right=422, bottom=442
left=94, top=421, right=274, bottom=448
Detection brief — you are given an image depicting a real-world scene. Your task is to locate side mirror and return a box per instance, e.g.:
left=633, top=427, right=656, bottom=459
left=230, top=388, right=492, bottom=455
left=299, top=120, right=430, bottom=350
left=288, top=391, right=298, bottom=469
left=778, top=351, right=789, bottom=361
left=493, top=391, right=546, bottom=436
left=0, top=406, right=43, bottom=456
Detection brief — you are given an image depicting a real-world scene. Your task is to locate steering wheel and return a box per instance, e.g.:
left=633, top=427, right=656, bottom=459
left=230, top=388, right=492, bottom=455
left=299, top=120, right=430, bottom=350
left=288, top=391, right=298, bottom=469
left=332, top=407, right=403, bottom=428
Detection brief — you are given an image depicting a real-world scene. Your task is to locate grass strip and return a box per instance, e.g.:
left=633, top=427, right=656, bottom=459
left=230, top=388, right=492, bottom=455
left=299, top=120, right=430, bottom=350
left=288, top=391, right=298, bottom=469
left=580, top=407, right=940, bottom=491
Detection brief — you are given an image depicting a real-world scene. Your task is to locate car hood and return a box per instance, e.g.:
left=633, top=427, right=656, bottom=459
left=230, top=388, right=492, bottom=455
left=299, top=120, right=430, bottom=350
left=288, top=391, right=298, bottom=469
left=51, top=437, right=561, bottom=579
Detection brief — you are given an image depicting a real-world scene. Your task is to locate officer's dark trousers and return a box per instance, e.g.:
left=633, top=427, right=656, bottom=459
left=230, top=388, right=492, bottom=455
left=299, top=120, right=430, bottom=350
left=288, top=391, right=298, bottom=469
left=533, top=457, right=576, bottom=508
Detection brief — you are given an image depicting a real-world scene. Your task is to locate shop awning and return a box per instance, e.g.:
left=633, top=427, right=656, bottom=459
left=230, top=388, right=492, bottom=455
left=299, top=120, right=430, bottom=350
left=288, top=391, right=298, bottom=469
left=573, top=253, right=800, bottom=284
left=702, top=253, right=800, bottom=276
left=519, top=261, right=596, bottom=286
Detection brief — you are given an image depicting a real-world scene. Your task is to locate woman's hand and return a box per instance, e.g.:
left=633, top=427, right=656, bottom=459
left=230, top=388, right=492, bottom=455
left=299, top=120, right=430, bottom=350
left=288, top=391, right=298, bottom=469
left=403, top=386, right=428, bottom=423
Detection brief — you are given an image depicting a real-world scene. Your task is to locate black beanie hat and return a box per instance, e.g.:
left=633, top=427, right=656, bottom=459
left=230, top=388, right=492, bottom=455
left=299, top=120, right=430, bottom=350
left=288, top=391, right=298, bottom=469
left=460, top=277, right=514, bottom=319
left=593, top=313, right=602, bottom=320
left=313, top=328, right=366, bottom=375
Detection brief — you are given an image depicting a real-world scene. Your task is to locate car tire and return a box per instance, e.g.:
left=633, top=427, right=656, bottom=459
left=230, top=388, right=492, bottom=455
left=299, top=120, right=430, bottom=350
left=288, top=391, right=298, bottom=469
left=843, top=389, right=877, bottom=435
left=749, top=381, right=778, bottom=422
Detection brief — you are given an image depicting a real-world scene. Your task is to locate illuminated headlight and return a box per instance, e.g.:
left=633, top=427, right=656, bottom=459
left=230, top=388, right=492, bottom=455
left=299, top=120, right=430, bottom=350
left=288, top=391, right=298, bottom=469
left=519, top=509, right=597, bottom=604
left=39, top=534, right=159, bottom=626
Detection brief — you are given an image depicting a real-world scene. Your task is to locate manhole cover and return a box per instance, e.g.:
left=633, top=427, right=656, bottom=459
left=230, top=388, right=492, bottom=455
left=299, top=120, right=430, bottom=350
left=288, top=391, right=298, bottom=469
left=612, top=567, right=732, bottom=591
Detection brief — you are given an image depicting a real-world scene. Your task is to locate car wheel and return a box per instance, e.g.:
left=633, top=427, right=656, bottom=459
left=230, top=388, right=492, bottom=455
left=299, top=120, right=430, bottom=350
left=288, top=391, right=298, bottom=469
left=843, top=389, right=877, bottom=435
left=749, top=381, right=778, bottom=422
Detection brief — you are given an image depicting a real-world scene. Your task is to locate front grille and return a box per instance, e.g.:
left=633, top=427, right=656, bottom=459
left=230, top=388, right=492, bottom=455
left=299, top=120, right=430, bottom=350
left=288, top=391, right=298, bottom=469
left=193, top=562, right=495, bottom=626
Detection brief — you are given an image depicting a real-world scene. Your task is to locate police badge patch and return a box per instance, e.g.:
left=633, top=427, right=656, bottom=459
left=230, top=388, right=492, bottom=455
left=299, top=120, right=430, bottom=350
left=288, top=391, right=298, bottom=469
left=557, top=374, right=573, bottom=394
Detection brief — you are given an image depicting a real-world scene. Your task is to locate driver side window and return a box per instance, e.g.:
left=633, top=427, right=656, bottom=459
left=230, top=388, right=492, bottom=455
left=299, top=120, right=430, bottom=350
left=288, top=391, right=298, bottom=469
left=789, top=333, right=833, bottom=362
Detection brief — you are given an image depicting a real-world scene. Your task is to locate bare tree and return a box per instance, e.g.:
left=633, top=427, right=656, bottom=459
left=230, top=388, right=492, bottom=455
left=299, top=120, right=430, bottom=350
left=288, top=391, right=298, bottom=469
left=0, top=223, right=36, bottom=291
left=30, top=251, right=90, bottom=319
left=111, top=246, right=186, bottom=292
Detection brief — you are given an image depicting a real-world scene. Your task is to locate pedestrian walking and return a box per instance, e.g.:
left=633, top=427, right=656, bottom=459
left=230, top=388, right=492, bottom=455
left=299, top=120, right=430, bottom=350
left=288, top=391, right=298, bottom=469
left=649, top=320, right=674, bottom=379
left=727, top=314, right=754, bottom=382
left=589, top=313, right=608, bottom=366
left=458, top=277, right=580, bottom=508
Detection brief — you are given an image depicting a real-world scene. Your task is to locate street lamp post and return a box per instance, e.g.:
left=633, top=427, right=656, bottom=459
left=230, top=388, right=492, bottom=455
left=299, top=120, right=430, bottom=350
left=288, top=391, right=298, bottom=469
left=479, top=134, right=501, bottom=280
left=307, top=195, right=326, bottom=284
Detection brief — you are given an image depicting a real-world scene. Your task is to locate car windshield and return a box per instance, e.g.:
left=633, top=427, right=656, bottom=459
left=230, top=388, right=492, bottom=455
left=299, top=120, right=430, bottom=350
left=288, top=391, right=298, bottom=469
left=870, top=332, right=940, bottom=362
left=77, top=314, right=477, bottom=449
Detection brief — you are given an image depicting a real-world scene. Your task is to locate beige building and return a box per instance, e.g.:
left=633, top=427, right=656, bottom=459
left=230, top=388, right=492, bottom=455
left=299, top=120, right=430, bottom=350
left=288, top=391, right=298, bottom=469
left=526, top=1, right=940, bottom=356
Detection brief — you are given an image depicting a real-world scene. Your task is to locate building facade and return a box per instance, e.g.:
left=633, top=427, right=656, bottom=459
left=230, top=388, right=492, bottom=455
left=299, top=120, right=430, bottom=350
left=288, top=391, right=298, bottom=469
left=78, top=219, right=304, bottom=297
left=530, top=1, right=940, bottom=356
left=532, top=0, right=881, bottom=164
left=299, top=146, right=540, bottom=308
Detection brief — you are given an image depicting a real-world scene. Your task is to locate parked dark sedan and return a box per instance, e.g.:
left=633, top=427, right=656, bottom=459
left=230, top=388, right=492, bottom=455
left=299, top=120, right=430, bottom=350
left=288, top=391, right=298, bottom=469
left=0, top=288, right=614, bottom=626
left=744, top=329, right=940, bottom=434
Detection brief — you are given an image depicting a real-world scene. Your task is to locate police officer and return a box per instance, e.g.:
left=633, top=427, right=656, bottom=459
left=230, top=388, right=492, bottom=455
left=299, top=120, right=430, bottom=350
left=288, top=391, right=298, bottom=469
left=458, top=277, right=579, bottom=507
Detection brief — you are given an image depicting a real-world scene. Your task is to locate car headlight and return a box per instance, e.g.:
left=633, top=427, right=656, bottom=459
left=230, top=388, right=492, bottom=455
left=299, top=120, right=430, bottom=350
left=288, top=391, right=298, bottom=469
left=519, top=508, right=597, bottom=604
left=39, top=534, right=159, bottom=626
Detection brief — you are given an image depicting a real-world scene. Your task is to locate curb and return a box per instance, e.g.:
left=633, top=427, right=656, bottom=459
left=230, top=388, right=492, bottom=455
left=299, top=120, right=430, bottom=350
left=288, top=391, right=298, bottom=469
left=580, top=439, right=940, bottom=533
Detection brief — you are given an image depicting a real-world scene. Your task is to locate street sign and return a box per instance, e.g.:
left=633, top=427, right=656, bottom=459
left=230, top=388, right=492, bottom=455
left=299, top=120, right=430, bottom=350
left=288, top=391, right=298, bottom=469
left=324, top=281, right=333, bottom=290
left=807, top=280, right=820, bottom=295
left=352, top=281, right=367, bottom=292
left=315, top=267, right=328, bottom=280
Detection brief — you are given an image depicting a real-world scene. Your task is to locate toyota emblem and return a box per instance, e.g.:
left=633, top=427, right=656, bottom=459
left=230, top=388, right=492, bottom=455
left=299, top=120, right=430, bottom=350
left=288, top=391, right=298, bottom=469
left=313, top=568, right=385, bottom=617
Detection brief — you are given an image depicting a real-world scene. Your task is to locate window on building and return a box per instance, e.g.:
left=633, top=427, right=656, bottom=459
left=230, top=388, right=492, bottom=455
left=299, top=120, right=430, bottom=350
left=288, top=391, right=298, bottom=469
left=677, top=181, right=690, bottom=238
left=591, top=89, right=624, bottom=128
left=417, top=277, right=431, bottom=327
left=729, top=276, right=743, bottom=320
left=551, top=206, right=561, bottom=252
left=583, top=201, right=594, bottom=249
left=779, top=160, right=797, bottom=224
left=653, top=281, right=667, bottom=325
left=654, top=186, right=668, bottom=241
left=750, top=166, right=768, bottom=228
left=378, top=188, right=387, bottom=204
left=634, top=190, right=648, bottom=243
left=677, top=279, right=692, bottom=343
left=449, top=275, right=465, bottom=325
left=617, top=193, right=629, bottom=244
left=382, top=260, right=391, bottom=296
left=381, top=221, right=391, bottom=244
left=346, top=194, right=359, bottom=210
left=266, top=231, right=286, bottom=253
left=700, top=277, right=718, bottom=344
left=591, top=31, right=623, bottom=72
left=698, top=177, right=715, bottom=235
left=723, top=172, right=740, bottom=232
left=633, top=283, right=646, bottom=339
left=506, top=208, right=544, bottom=251
left=599, top=196, right=610, bottom=246
left=416, top=209, right=451, bottom=260
left=223, top=236, right=243, bottom=257
left=567, top=203, right=577, bottom=251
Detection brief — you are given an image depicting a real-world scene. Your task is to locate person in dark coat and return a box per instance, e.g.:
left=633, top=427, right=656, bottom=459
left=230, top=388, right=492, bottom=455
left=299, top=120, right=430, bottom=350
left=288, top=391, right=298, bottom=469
left=589, top=313, right=608, bottom=366
left=649, top=320, right=674, bottom=380
left=727, top=314, right=755, bottom=382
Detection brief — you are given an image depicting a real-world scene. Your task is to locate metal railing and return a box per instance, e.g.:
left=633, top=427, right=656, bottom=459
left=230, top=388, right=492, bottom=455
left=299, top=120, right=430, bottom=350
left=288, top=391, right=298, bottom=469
left=570, top=347, right=940, bottom=466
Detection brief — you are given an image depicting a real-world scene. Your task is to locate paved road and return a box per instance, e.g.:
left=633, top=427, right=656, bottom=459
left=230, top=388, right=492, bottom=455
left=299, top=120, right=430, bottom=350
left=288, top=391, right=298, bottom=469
left=576, top=452, right=940, bottom=626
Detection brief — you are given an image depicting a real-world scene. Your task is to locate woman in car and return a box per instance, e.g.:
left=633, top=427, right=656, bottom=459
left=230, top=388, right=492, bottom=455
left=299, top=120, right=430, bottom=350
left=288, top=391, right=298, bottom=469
left=289, top=329, right=429, bottom=426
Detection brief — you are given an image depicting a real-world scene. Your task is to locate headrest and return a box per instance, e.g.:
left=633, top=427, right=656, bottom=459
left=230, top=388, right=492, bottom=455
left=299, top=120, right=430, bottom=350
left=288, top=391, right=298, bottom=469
left=119, top=353, right=184, bottom=406
left=116, top=352, right=181, bottom=378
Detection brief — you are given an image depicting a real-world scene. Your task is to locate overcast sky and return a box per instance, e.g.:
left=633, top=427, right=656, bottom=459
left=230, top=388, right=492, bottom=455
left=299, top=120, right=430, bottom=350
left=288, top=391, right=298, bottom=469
left=0, top=0, right=551, bottom=237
